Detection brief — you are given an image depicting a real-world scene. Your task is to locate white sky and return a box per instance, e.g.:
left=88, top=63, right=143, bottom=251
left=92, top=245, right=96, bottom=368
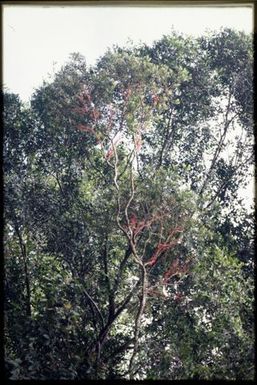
left=2, top=5, right=254, bottom=207
left=3, top=5, right=253, bottom=102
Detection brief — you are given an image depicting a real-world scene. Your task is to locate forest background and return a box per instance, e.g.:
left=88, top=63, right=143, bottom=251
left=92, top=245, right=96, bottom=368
left=3, top=4, right=255, bottom=381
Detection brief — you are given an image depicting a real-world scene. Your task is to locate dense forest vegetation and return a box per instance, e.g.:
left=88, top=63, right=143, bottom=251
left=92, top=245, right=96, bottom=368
left=4, top=29, right=254, bottom=380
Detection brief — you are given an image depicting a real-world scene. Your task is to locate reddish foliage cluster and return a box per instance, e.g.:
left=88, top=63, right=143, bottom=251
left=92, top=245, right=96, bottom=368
left=145, top=226, right=184, bottom=267
left=74, top=89, right=101, bottom=130
left=104, top=133, right=123, bottom=161
left=123, top=87, right=132, bottom=101
left=163, top=258, right=190, bottom=284
left=146, top=242, right=176, bottom=267
left=73, top=89, right=105, bottom=146
left=128, top=212, right=166, bottom=240
left=147, top=286, right=168, bottom=299
left=162, top=258, right=179, bottom=282
left=74, top=105, right=100, bottom=121
left=134, top=132, right=142, bottom=152
left=168, top=226, right=183, bottom=238
left=73, top=105, right=90, bottom=115
left=105, top=147, right=114, bottom=161
left=129, top=213, right=150, bottom=238
left=90, top=109, right=101, bottom=121
left=151, top=94, right=160, bottom=106
left=78, top=89, right=92, bottom=103
left=129, top=213, right=137, bottom=228
left=77, top=124, right=96, bottom=135
left=174, top=291, right=184, bottom=303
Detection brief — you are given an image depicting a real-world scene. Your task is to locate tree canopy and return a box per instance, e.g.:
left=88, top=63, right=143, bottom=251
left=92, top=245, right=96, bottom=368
left=4, top=29, right=254, bottom=380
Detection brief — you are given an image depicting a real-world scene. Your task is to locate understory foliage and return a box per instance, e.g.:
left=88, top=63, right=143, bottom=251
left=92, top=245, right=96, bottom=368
left=4, top=29, right=254, bottom=380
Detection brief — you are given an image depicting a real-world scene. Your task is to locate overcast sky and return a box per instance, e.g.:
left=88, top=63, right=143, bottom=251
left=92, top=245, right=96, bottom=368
left=3, top=5, right=253, bottom=102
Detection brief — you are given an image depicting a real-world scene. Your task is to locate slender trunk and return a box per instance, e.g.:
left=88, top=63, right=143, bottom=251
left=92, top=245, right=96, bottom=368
left=16, top=229, right=31, bottom=317
left=102, top=235, right=115, bottom=321
left=89, top=279, right=141, bottom=348
left=128, top=263, right=147, bottom=379
left=7, top=200, right=32, bottom=318
left=23, top=244, right=31, bottom=317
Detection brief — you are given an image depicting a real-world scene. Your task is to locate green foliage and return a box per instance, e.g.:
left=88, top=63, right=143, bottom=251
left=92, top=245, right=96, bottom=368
left=4, top=29, right=254, bottom=380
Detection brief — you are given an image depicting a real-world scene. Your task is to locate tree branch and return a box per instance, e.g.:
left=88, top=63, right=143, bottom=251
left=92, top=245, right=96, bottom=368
left=128, top=264, right=147, bottom=379
left=102, top=234, right=115, bottom=321
left=112, top=245, right=132, bottom=294
left=81, top=287, right=105, bottom=329
left=7, top=200, right=31, bottom=317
